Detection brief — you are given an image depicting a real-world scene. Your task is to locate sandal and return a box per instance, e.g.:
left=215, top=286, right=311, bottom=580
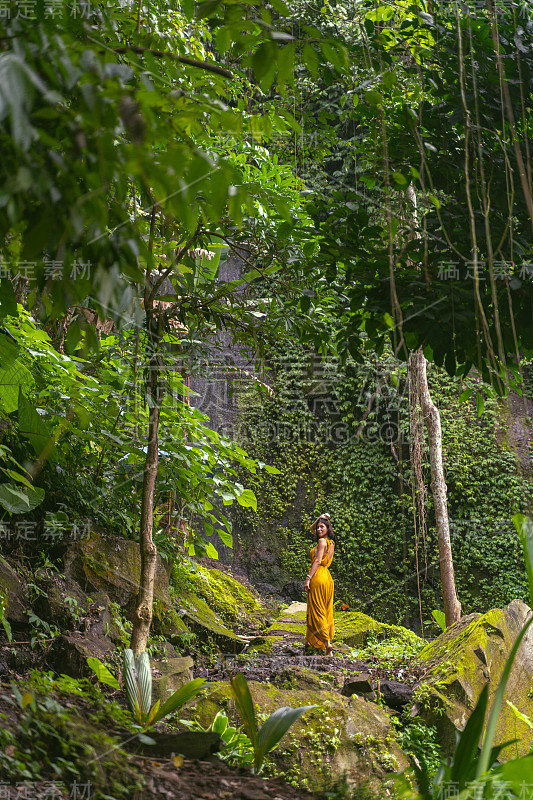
left=325, top=644, right=333, bottom=656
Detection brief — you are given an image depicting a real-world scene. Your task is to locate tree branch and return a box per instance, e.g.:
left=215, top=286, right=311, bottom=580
left=113, top=46, right=232, bottom=78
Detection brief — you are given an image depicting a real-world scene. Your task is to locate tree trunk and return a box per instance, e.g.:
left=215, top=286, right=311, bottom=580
left=412, top=348, right=462, bottom=627
left=130, top=311, right=162, bottom=655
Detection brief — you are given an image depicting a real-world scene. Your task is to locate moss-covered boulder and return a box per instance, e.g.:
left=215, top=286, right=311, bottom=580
left=181, top=680, right=409, bottom=791
left=152, top=656, right=194, bottom=703
left=176, top=591, right=248, bottom=652
left=266, top=607, right=421, bottom=650
left=171, top=561, right=264, bottom=627
left=413, top=599, right=533, bottom=760
left=76, top=532, right=172, bottom=607
left=66, top=533, right=250, bottom=651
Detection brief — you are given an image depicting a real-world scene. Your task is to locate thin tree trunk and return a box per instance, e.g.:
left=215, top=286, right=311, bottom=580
left=130, top=202, right=161, bottom=655
left=130, top=313, right=162, bottom=655
left=413, top=348, right=462, bottom=627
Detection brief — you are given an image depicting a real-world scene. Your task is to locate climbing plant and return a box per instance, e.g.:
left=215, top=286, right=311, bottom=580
left=232, top=339, right=532, bottom=626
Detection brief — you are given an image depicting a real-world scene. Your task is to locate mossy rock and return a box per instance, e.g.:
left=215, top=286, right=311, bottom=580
left=152, top=656, right=194, bottom=703
left=414, top=599, right=533, bottom=760
left=78, top=532, right=172, bottom=608
left=334, top=612, right=421, bottom=648
left=181, top=680, right=409, bottom=791
left=171, top=562, right=263, bottom=627
left=177, top=591, right=247, bottom=652
left=265, top=609, right=421, bottom=649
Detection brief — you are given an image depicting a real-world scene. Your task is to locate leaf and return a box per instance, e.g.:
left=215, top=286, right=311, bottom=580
left=18, top=389, right=57, bottom=462
left=236, top=488, right=257, bottom=511
left=476, top=392, right=484, bottom=418
left=450, top=684, right=488, bottom=785
left=86, top=657, right=121, bottom=690
left=255, top=705, right=317, bottom=772
left=153, top=678, right=206, bottom=723
left=0, top=483, right=44, bottom=514
left=137, top=651, right=153, bottom=715
left=181, top=0, right=194, bottom=18
left=513, top=515, right=533, bottom=607
left=506, top=700, right=533, bottom=730
left=230, top=673, right=258, bottom=749
left=458, top=388, right=474, bottom=402
left=269, top=0, right=290, bottom=14
left=124, top=649, right=141, bottom=720
left=494, top=753, right=533, bottom=789
left=212, top=711, right=228, bottom=734
left=172, top=755, right=184, bottom=768
left=431, top=609, right=446, bottom=632
left=217, top=529, right=233, bottom=548
left=145, top=699, right=161, bottom=727
left=365, top=89, right=383, bottom=107
left=21, top=691, right=34, bottom=709
left=303, top=44, right=318, bottom=77
left=0, top=355, right=33, bottom=414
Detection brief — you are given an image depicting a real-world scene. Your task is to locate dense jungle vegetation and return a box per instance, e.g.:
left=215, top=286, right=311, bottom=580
left=1, top=0, right=533, bottom=798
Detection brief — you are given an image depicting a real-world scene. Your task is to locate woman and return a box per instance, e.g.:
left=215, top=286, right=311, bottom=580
left=304, top=512, right=335, bottom=655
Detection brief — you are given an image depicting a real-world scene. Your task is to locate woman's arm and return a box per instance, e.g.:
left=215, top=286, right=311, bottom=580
left=304, top=538, right=327, bottom=593
left=310, top=512, right=330, bottom=532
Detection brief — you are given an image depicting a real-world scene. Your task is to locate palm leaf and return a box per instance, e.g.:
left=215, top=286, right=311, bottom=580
left=86, top=657, right=120, bottom=690
left=137, top=651, right=152, bottom=715
left=255, top=705, right=316, bottom=772
left=124, top=648, right=141, bottom=721
left=153, top=677, right=206, bottom=723
left=230, top=673, right=258, bottom=749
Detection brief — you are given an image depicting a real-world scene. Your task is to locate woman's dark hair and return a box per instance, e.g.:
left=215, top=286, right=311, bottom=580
left=316, top=516, right=335, bottom=541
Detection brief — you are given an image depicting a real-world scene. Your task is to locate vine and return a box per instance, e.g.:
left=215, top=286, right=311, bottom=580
left=231, top=340, right=533, bottom=627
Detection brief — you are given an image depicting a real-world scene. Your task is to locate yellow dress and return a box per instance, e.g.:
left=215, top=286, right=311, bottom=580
left=306, top=537, right=334, bottom=649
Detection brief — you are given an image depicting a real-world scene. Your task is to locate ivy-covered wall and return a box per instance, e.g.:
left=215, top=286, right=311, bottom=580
left=230, top=343, right=533, bottom=630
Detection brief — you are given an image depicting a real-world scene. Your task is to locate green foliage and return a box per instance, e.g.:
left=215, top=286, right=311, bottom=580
left=230, top=672, right=316, bottom=773
left=396, top=721, right=442, bottom=779
left=87, top=650, right=206, bottom=729
left=180, top=710, right=254, bottom=768
left=0, top=683, right=141, bottom=796
left=234, top=339, right=532, bottom=623
left=431, top=611, right=446, bottom=633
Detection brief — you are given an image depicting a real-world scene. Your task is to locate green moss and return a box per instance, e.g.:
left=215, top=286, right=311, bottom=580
left=414, top=601, right=533, bottom=760
left=171, top=561, right=262, bottom=626
left=180, top=680, right=410, bottom=791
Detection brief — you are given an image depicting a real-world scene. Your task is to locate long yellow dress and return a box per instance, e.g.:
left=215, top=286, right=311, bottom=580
left=306, top=537, right=334, bottom=649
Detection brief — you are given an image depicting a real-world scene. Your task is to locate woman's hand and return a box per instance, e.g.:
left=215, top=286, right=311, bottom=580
left=304, top=578, right=311, bottom=593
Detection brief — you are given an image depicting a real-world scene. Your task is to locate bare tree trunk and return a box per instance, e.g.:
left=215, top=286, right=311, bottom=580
left=130, top=311, right=162, bottom=655
left=412, top=348, right=462, bottom=627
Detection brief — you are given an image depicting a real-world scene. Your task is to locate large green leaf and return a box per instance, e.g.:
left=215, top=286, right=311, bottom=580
left=255, top=705, right=317, bottom=772
left=137, top=651, right=153, bottom=715
left=124, top=649, right=141, bottom=720
left=0, top=350, right=33, bottom=414
left=450, top=684, right=488, bottom=785
left=153, top=677, right=206, bottom=723
left=0, top=280, right=17, bottom=320
left=230, top=673, right=258, bottom=749
left=86, top=657, right=121, bottom=690
left=494, top=752, right=533, bottom=787
left=17, top=389, right=56, bottom=462
left=0, top=482, right=44, bottom=514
